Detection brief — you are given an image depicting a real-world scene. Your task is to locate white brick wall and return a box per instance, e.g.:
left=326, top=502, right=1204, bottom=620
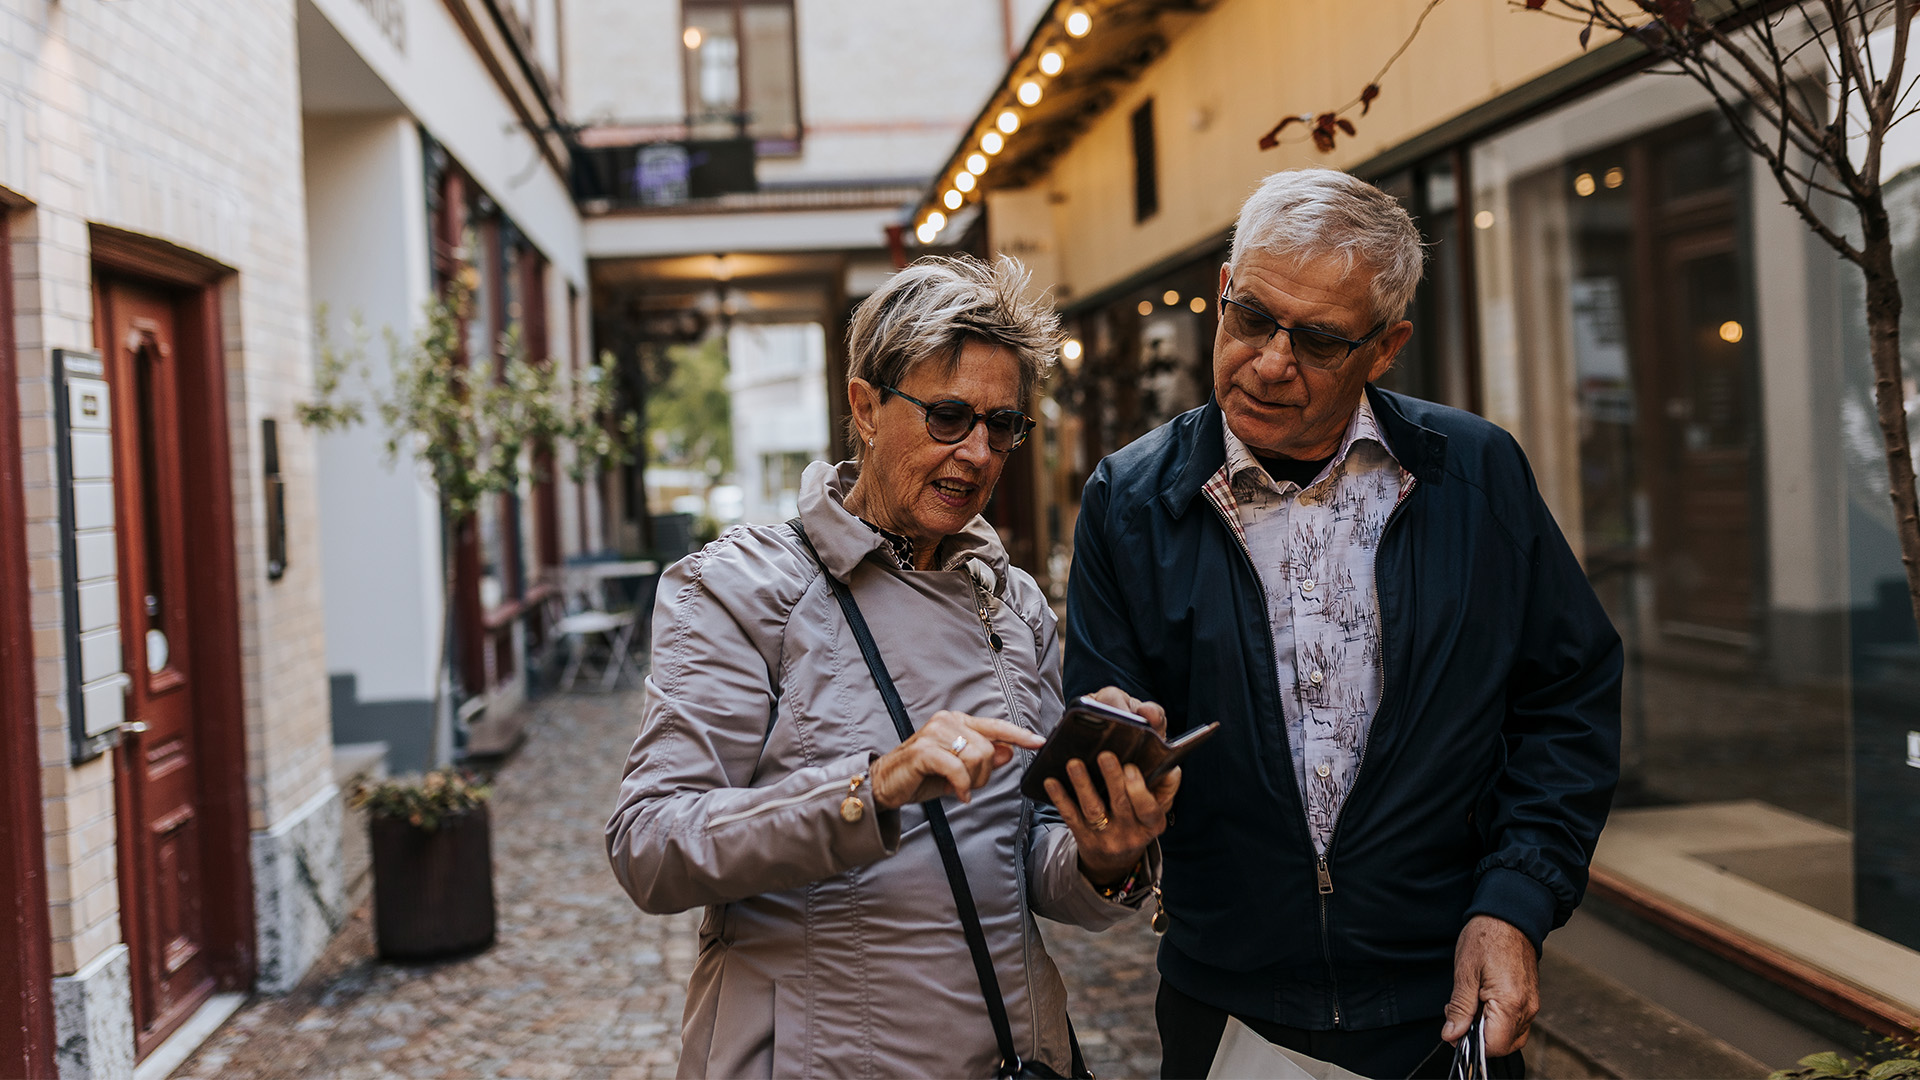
left=4, top=0, right=333, bottom=976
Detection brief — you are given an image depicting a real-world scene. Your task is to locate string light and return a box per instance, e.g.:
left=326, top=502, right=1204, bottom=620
left=1018, top=81, right=1043, bottom=107
left=966, top=153, right=988, bottom=175
left=1062, top=340, right=1083, bottom=362
left=981, top=131, right=1005, bottom=155
left=955, top=171, right=976, bottom=193
left=683, top=26, right=703, bottom=48
left=927, top=211, right=947, bottom=231
left=1039, top=50, right=1064, bottom=76
left=1190, top=296, right=1207, bottom=314
left=916, top=222, right=937, bottom=244
left=996, top=110, right=1021, bottom=134
left=944, top=189, right=963, bottom=210
left=1163, top=290, right=1180, bottom=306
left=1066, top=9, right=1091, bottom=36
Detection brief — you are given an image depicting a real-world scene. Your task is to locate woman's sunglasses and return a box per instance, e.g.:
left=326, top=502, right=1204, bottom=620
left=881, top=385, right=1035, bottom=452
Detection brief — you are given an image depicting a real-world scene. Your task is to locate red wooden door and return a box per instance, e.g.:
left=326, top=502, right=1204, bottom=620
left=100, top=278, right=215, bottom=1055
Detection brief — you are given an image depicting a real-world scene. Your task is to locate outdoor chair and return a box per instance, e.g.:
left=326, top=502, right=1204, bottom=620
left=552, top=560, right=657, bottom=693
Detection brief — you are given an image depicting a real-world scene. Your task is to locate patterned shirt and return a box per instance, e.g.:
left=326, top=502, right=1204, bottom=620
left=1199, top=398, right=1415, bottom=854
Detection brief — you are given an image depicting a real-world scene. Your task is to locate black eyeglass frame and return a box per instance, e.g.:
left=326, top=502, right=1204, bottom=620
left=879, top=384, right=1036, bottom=453
left=1218, top=277, right=1389, bottom=369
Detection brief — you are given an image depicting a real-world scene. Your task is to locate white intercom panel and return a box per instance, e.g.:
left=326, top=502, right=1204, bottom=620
left=54, top=348, right=131, bottom=762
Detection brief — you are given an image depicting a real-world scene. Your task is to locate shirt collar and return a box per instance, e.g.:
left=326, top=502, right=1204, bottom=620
left=1222, top=393, right=1399, bottom=493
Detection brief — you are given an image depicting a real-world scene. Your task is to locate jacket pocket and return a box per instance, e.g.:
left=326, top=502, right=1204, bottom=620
left=769, top=976, right=811, bottom=1079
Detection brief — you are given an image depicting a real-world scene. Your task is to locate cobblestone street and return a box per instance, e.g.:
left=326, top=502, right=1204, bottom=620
left=175, top=689, right=1165, bottom=1079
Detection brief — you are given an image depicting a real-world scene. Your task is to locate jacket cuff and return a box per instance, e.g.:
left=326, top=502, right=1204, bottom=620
left=1464, top=867, right=1557, bottom=952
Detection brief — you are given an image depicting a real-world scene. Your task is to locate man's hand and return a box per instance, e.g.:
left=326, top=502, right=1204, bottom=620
left=1442, top=915, right=1539, bottom=1056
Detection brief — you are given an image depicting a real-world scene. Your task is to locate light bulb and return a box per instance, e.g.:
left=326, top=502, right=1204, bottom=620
left=916, top=223, right=937, bottom=244
left=1018, top=81, right=1043, bottom=107
left=981, top=131, right=1005, bottom=155
left=1066, top=10, right=1091, bottom=37
left=1039, top=51, right=1064, bottom=76
left=1163, top=290, right=1180, bottom=306
left=1062, top=339, right=1083, bottom=362
left=997, top=110, right=1021, bottom=135
left=927, top=211, right=947, bottom=231
left=955, top=171, right=976, bottom=192
left=966, top=153, right=988, bottom=175
left=683, top=26, right=703, bottom=49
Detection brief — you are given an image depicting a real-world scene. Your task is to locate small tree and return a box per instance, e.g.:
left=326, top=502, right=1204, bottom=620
left=301, top=276, right=636, bottom=760
left=1266, top=0, right=1920, bottom=637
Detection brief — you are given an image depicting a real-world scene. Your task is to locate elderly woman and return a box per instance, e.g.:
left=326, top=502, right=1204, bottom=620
left=607, top=254, right=1178, bottom=1078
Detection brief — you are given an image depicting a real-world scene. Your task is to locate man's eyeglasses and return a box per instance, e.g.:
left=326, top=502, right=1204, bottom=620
left=1217, top=278, right=1387, bottom=370
left=881, top=385, right=1035, bottom=452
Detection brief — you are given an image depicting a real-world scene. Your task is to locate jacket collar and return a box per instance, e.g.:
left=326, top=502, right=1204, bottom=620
left=1161, top=386, right=1447, bottom=517
left=796, top=459, right=1011, bottom=590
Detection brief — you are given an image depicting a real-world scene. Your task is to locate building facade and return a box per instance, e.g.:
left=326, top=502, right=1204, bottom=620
left=2, top=0, right=614, bottom=1076
left=0, top=1, right=340, bottom=1075
left=929, top=0, right=1920, bottom=1056
left=301, top=0, right=601, bottom=773
left=565, top=0, right=1050, bottom=540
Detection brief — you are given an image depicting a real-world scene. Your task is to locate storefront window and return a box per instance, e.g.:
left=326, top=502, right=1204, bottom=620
left=1471, top=70, right=1920, bottom=963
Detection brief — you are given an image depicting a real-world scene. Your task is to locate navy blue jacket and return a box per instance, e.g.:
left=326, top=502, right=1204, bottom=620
left=1064, top=387, right=1621, bottom=1030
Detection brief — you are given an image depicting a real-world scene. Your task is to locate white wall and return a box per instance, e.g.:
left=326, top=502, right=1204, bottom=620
left=305, top=0, right=585, bottom=285
left=728, top=322, right=828, bottom=524
left=304, top=114, right=445, bottom=702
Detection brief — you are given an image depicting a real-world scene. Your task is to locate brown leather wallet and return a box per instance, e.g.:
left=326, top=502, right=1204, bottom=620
left=1020, top=695, right=1219, bottom=805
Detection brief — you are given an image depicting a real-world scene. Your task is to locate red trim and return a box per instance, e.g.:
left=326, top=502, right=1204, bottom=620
left=0, top=207, right=57, bottom=1079
left=92, top=242, right=255, bottom=1053
left=1588, top=867, right=1920, bottom=1039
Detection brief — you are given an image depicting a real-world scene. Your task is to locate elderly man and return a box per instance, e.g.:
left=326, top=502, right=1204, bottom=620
left=1065, top=169, right=1621, bottom=1079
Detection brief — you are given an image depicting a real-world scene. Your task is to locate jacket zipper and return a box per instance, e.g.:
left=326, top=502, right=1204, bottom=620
left=1313, top=473, right=1417, bottom=1028
left=1206, top=471, right=1417, bottom=1029
left=707, top=776, right=851, bottom=828
left=970, top=566, right=1040, bottom=1064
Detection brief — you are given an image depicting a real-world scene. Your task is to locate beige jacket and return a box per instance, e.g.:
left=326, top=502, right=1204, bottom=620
left=607, top=461, right=1149, bottom=1079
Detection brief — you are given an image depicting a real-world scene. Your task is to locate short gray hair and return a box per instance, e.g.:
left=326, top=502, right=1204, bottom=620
left=1229, top=169, right=1425, bottom=324
left=846, top=254, right=1060, bottom=421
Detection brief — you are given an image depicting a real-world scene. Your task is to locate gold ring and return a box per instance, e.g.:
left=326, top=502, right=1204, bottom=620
left=1089, top=815, right=1111, bottom=833
left=949, top=736, right=969, bottom=756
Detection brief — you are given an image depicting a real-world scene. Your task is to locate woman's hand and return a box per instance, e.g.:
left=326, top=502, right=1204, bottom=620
left=1043, top=686, right=1179, bottom=885
left=871, top=711, right=1046, bottom=810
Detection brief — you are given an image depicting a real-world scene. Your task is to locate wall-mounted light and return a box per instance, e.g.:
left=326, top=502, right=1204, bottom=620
left=997, top=110, right=1021, bottom=135
left=1018, top=81, right=1043, bottom=107
left=1066, top=9, right=1092, bottom=37
left=1039, top=50, right=1064, bottom=76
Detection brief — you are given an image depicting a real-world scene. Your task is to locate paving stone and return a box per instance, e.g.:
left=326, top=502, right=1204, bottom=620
left=173, top=689, right=1167, bottom=1079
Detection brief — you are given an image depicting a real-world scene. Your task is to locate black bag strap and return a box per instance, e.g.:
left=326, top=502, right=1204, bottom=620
left=789, top=519, right=1036, bottom=1077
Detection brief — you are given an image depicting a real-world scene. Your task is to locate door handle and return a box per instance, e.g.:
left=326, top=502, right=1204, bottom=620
left=122, top=721, right=149, bottom=735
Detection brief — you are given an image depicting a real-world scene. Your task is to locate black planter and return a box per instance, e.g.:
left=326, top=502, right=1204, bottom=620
left=369, top=805, right=496, bottom=960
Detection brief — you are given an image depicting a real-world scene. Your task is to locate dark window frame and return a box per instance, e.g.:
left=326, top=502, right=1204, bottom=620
left=1131, top=99, right=1159, bottom=223
left=681, top=0, right=804, bottom=156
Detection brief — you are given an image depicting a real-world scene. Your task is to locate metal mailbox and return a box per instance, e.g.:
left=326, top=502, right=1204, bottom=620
left=53, top=348, right=131, bottom=762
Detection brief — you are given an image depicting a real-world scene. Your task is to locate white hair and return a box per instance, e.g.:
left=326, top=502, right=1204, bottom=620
left=1229, top=169, right=1425, bottom=324
left=845, top=253, right=1060, bottom=409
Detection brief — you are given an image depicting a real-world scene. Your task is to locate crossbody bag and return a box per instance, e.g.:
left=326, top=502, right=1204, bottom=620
left=788, top=519, right=1089, bottom=1080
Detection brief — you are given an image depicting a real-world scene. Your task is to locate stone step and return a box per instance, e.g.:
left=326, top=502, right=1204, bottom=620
left=1533, top=951, right=1772, bottom=1080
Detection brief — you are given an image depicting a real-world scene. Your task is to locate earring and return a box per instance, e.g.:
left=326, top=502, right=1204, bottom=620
left=867, top=436, right=874, bottom=446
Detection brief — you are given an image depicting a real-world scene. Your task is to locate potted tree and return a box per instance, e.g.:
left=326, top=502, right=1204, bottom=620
left=350, top=769, right=495, bottom=960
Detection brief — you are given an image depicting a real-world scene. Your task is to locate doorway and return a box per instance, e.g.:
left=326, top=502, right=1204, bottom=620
left=92, top=250, right=253, bottom=1058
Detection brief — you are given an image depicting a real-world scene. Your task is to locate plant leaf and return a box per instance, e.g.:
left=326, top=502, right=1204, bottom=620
left=1797, top=1052, right=1857, bottom=1079
left=1867, top=1061, right=1920, bottom=1080
left=1525, top=0, right=1546, bottom=8
left=1579, top=17, right=1593, bottom=50
left=1336, top=118, right=1356, bottom=136
left=1660, top=0, right=1693, bottom=28
left=1359, top=83, right=1381, bottom=116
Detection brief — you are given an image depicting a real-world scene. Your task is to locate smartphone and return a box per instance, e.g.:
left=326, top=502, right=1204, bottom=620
left=1020, top=695, right=1219, bottom=805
